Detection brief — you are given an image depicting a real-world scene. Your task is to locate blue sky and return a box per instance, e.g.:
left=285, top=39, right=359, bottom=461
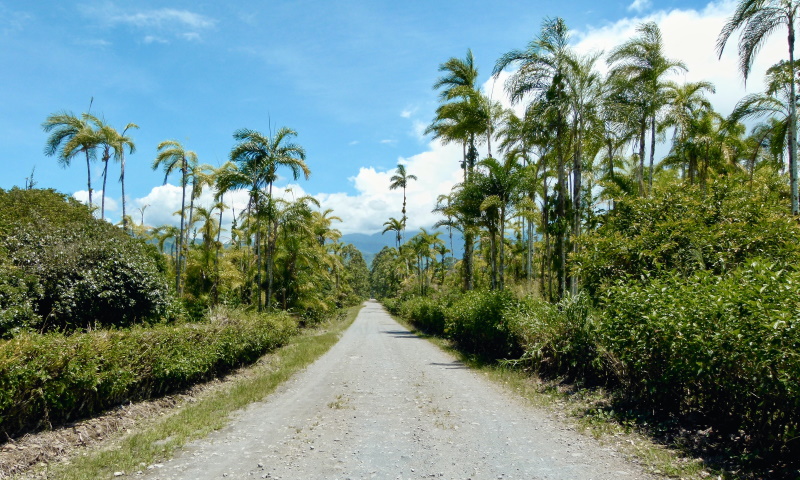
left=0, top=0, right=784, bottom=236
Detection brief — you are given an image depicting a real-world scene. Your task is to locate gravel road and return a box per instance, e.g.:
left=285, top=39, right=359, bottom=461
left=143, top=300, right=653, bottom=480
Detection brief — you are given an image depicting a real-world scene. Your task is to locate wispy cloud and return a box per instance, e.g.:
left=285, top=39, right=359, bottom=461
left=82, top=4, right=216, bottom=42
left=109, top=8, right=215, bottom=30
left=628, top=0, right=652, bottom=13
left=0, top=4, right=31, bottom=35
left=380, top=139, right=397, bottom=145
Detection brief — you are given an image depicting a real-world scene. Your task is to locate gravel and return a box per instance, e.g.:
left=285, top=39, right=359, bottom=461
left=143, top=300, right=654, bottom=480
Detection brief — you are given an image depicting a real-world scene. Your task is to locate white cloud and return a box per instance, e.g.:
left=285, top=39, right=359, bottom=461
left=143, top=35, right=168, bottom=44
left=628, top=0, right=652, bottom=13
left=571, top=0, right=782, bottom=117
left=72, top=190, right=119, bottom=216
left=110, top=8, right=215, bottom=30
left=349, top=140, right=360, bottom=146
left=313, top=141, right=463, bottom=234
left=401, top=106, right=418, bottom=118
left=380, top=139, right=397, bottom=145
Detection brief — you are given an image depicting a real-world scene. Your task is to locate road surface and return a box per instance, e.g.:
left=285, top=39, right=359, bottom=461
left=143, top=300, right=652, bottom=480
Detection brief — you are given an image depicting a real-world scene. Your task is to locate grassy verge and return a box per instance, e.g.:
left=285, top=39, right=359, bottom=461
left=389, top=309, right=710, bottom=480
left=32, top=304, right=362, bottom=480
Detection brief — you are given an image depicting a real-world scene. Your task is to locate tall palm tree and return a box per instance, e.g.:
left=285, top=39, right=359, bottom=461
left=115, top=123, right=138, bottom=231
left=42, top=111, right=100, bottom=208
left=229, top=127, right=310, bottom=310
left=717, top=0, right=800, bottom=213
left=388, top=163, right=417, bottom=237
left=153, top=140, right=198, bottom=294
left=494, top=16, right=572, bottom=298
left=662, top=81, right=715, bottom=182
left=608, top=21, right=687, bottom=194
left=427, top=49, right=488, bottom=178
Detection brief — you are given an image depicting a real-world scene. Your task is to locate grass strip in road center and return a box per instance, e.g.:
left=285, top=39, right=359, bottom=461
left=34, top=305, right=363, bottom=480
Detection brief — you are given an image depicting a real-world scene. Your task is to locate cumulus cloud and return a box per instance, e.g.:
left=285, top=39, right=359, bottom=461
left=572, top=0, right=782, bottom=116
left=73, top=190, right=119, bottom=215
left=312, top=141, right=464, bottom=235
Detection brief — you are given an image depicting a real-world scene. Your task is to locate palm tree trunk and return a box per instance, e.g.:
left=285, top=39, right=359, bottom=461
left=177, top=166, right=187, bottom=295
left=101, top=153, right=109, bottom=219
left=638, top=116, right=646, bottom=195
left=120, top=153, right=127, bottom=232
left=266, top=182, right=275, bottom=310
left=789, top=23, right=798, bottom=215
left=499, top=207, right=506, bottom=291
left=649, top=115, right=656, bottom=195
left=85, top=148, right=93, bottom=208
left=463, top=230, right=474, bottom=291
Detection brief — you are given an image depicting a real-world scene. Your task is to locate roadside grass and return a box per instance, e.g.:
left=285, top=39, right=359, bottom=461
left=389, top=312, right=712, bottom=480
left=30, top=305, right=362, bottom=480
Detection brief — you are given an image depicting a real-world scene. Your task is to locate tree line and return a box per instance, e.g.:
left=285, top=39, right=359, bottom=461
left=40, top=114, right=369, bottom=319
left=373, top=4, right=799, bottom=302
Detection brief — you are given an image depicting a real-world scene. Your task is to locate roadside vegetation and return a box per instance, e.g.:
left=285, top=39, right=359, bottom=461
left=0, top=121, right=370, bottom=445
left=374, top=7, right=800, bottom=479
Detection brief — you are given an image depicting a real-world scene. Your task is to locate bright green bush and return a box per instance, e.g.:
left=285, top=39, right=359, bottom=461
left=505, top=292, right=600, bottom=381
left=0, top=308, right=297, bottom=436
left=599, top=260, right=800, bottom=448
left=444, top=289, right=519, bottom=358
left=576, top=178, right=800, bottom=297
left=0, top=188, right=174, bottom=334
left=399, top=296, right=448, bottom=334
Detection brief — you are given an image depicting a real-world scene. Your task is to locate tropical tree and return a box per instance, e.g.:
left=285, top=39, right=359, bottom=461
left=42, top=111, right=99, bottom=208
left=389, top=163, right=417, bottom=236
left=608, top=21, right=687, bottom=194
left=717, top=0, right=800, bottom=213
left=382, top=217, right=404, bottom=249
left=228, top=127, right=310, bottom=310
left=493, top=16, right=573, bottom=298
left=153, top=140, right=198, bottom=294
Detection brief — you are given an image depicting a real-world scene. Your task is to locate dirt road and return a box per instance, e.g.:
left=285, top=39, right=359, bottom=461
left=143, top=300, right=652, bottom=479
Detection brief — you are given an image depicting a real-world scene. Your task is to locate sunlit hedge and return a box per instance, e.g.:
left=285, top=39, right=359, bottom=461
left=0, top=308, right=297, bottom=436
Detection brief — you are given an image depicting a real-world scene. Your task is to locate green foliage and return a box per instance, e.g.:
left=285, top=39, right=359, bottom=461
left=0, top=188, right=174, bottom=334
left=0, top=307, right=298, bottom=436
left=444, top=289, right=519, bottom=359
left=0, top=257, right=42, bottom=335
left=576, top=178, right=798, bottom=297
left=599, top=260, right=800, bottom=447
left=505, top=292, right=600, bottom=381
left=398, top=295, right=449, bottom=334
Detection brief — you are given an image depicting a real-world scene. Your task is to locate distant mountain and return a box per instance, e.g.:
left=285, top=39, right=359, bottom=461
left=341, top=229, right=464, bottom=268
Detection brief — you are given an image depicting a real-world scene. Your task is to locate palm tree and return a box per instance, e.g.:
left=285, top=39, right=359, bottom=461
left=608, top=21, right=687, bottom=194
left=229, top=127, right=310, bottom=310
left=494, top=17, right=572, bottom=298
left=115, top=123, right=138, bottom=231
left=427, top=49, right=488, bottom=178
left=717, top=0, right=800, bottom=213
left=42, top=111, right=100, bottom=208
left=389, top=163, right=417, bottom=237
left=153, top=140, right=198, bottom=294
left=382, top=217, right=404, bottom=249
left=662, top=81, right=716, bottom=182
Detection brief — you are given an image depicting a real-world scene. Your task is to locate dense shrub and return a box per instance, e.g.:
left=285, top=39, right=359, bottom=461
left=576, top=178, right=800, bottom=297
left=598, top=260, right=800, bottom=448
left=0, top=308, right=298, bottom=436
left=505, top=292, right=600, bottom=381
left=444, top=289, right=519, bottom=359
left=399, top=296, right=448, bottom=334
left=0, top=188, right=174, bottom=334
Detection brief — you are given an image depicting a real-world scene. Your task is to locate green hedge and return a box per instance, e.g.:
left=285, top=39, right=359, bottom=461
left=599, top=260, right=800, bottom=448
left=443, top=290, right=519, bottom=359
left=0, top=309, right=298, bottom=436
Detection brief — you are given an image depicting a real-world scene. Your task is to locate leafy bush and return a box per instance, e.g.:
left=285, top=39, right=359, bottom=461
left=398, top=296, right=448, bottom=334
left=444, top=289, right=519, bottom=359
left=505, top=292, right=600, bottom=381
left=0, top=307, right=298, bottom=436
left=0, top=188, right=174, bottom=334
left=599, top=260, right=800, bottom=448
left=576, top=179, right=800, bottom=298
